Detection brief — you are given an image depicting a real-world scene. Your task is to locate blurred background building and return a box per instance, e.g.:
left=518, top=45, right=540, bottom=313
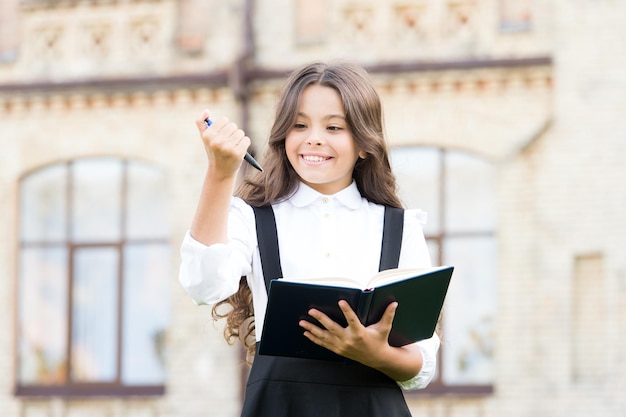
left=0, top=0, right=625, bottom=416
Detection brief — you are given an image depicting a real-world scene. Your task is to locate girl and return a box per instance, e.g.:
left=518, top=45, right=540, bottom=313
left=179, top=61, right=440, bottom=416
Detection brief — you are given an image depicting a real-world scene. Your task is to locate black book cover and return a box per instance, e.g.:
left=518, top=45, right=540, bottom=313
left=258, top=266, right=453, bottom=361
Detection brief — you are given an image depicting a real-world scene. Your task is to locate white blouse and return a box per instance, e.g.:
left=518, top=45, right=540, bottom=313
left=179, top=181, right=440, bottom=390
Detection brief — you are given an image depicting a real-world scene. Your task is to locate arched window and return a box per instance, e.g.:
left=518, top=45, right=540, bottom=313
left=16, top=157, right=170, bottom=396
left=390, top=147, right=496, bottom=393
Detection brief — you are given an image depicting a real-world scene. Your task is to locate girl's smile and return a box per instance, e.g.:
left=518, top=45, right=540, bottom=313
left=285, top=84, right=366, bottom=195
left=301, top=153, right=332, bottom=163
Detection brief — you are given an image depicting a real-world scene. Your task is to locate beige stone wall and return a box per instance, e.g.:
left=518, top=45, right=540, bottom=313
left=0, top=83, right=248, bottom=416
left=1, top=0, right=626, bottom=416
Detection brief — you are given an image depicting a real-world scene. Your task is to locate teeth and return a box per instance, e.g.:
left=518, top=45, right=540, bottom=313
left=303, top=155, right=327, bottom=162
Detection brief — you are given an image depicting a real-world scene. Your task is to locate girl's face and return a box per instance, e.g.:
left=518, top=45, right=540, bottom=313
left=285, top=84, right=365, bottom=195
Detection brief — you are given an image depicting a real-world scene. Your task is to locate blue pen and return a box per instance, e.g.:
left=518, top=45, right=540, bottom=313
left=205, top=118, right=264, bottom=172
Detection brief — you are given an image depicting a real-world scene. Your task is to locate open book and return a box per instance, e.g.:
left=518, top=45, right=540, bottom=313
left=258, top=265, right=454, bottom=361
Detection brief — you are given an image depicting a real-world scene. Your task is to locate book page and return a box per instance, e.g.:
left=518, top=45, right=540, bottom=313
left=279, top=275, right=364, bottom=289
left=279, top=266, right=446, bottom=290
left=367, top=267, right=439, bottom=287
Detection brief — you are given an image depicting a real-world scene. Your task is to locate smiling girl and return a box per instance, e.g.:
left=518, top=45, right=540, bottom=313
left=179, top=61, right=439, bottom=417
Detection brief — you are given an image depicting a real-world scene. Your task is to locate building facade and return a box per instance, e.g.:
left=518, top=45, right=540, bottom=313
left=1, top=0, right=625, bottom=416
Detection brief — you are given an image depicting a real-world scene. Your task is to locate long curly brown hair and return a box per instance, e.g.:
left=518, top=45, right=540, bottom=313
left=211, top=61, right=403, bottom=364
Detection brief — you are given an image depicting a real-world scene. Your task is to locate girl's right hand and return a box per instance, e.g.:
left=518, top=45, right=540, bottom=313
left=195, top=110, right=251, bottom=179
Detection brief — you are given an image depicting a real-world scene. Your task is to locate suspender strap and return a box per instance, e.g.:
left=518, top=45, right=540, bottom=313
left=253, top=205, right=405, bottom=293
left=252, top=206, right=283, bottom=292
left=378, top=206, right=404, bottom=271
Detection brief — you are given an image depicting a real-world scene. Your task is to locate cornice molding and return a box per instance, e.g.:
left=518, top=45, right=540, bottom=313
left=0, top=56, right=551, bottom=94
left=0, top=56, right=552, bottom=113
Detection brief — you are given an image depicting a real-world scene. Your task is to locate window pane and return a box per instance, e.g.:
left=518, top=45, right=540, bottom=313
left=71, top=247, right=119, bottom=382
left=126, top=162, right=169, bottom=239
left=441, top=236, right=496, bottom=385
left=444, top=152, right=496, bottom=233
left=71, top=159, right=122, bottom=243
left=122, top=244, right=170, bottom=384
left=20, top=164, right=67, bottom=243
left=390, top=147, right=441, bottom=235
left=18, top=247, right=68, bottom=384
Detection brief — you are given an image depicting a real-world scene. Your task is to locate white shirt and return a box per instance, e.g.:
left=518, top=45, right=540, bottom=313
left=179, top=181, right=440, bottom=390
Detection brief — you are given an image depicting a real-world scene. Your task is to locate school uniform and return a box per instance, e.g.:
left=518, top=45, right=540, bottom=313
left=179, top=181, right=440, bottom=416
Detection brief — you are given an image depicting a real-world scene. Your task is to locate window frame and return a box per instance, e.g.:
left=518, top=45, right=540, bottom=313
left=391, top=146, right=495, bottom=396
left=15, top=157, right=168, bottom=397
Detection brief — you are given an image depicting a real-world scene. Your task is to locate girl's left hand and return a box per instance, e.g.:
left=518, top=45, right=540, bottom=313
left=299, top=300, right=397, bottom=366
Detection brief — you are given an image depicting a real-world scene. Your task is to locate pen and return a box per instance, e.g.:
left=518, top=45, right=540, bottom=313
left=204, top=118, right=264, bottom=172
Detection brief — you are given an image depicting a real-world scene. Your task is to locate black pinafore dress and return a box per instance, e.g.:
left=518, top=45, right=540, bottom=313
left=240, top=206, right=412, bottom=417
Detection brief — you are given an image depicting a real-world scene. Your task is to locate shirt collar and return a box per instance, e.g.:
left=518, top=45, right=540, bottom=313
left=289, top=181, right=363, bottom=210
